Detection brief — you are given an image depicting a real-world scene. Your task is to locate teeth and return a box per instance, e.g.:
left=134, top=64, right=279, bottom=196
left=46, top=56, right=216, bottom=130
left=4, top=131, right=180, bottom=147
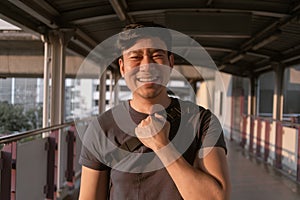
left=138, top=77, right=158, bottom=82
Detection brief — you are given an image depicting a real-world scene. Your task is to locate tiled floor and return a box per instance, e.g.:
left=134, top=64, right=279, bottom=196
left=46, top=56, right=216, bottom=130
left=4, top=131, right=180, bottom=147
left=227, top=140, right=300, bottom=200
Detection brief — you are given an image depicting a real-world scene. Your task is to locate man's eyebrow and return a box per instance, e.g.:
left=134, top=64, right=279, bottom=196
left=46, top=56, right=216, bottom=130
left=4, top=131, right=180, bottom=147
left=151, top=49, right=167, bottom=54
left=125, top=50, right=143, bottom=55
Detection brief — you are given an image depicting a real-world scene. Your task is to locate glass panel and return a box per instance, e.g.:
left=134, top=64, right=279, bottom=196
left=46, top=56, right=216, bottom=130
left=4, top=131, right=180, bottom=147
left=0, top=78, right=43, bottom=136
left=257, top=72, right=275, bottom=117
left=283, top=65, right=300, bottom=123
left=16, top=137, right=48, bottom=200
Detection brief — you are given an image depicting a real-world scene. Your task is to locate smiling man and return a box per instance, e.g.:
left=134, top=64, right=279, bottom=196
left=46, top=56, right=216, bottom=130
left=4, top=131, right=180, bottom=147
left=79, top=22, right=231, bottom=200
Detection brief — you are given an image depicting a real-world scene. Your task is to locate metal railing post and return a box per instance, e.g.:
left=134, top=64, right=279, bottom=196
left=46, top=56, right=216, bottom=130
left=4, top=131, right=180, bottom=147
left=264, top=120, right=271, bottom=162
left=240, top=115, right=247, bottom=148
left=297, top=126, right=300, bottom=182
left=256, top=118, right=262, bottom=157
left=44, top=136, right=56, bottom=199
left=275, top=121, right=283, bottom=169
left=0, top=151, right=12, bottom=200
left=65, top=129, right=75, bottom=183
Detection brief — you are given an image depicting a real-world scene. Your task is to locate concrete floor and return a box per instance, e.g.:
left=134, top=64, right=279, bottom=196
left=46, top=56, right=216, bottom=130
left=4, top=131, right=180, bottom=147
left=66, top=139, right=300, bottom=200
left=227, top=140, right=300, bottom=200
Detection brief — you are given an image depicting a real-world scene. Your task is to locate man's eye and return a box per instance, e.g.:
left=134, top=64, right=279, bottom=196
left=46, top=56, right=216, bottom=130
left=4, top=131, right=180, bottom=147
left=152, top=54, right=164, bottom=59
left=130, top=56, right=141, bottom=60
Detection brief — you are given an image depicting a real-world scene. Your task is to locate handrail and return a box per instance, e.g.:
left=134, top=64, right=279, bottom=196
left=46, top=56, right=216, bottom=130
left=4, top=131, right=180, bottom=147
left=0, top=115, right=97, bottom=144
left=242, top=114, right=300, bottom=127
left=0, top=121, right=75, bottom=144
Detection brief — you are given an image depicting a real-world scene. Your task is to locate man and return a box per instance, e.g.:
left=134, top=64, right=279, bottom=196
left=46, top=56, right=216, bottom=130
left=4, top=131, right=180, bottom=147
left=79, top=22, right=231, bottom=200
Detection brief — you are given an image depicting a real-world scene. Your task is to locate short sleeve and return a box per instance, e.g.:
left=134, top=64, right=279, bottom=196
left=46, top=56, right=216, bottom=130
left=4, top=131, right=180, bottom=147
left=78, top=116, right=111, bottom=171
left=199, top=110, right=227, bottom=154
left=79, top=145, right=110, bottom=170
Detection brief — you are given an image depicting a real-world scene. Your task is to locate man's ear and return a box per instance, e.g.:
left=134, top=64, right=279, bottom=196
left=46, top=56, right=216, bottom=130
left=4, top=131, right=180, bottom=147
left=119, top=58, right=125, bottom=77
left=168, top=53, right=174, bottom=68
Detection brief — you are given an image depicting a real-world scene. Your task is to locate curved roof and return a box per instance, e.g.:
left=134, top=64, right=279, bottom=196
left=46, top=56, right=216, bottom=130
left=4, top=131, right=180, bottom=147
left=0, top=0, right=300, bottom=77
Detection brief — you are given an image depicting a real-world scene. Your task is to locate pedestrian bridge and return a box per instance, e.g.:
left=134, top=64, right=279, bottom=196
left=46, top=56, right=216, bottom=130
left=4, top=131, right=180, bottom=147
left=1, top=123, right=300, bottom=199
left=1, top=0, right=300, bottom=199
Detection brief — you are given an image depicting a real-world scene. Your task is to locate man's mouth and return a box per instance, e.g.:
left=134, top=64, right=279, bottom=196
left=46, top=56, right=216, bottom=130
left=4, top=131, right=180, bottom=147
left=137, top=76, right=159, bottom=83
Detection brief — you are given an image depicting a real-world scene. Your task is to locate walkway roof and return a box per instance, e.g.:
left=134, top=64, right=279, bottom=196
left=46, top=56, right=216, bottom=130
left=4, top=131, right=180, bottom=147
left=1, top=0, right=300, bottom=78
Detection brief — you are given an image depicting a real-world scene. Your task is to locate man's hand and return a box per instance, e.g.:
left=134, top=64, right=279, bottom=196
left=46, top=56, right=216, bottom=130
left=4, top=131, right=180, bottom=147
left=135, top=113, right=170, bottom=151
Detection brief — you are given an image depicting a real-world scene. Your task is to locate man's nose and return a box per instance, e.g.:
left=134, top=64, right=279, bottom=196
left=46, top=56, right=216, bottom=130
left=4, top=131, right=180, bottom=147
left=140, top=63, right=151, bottom=71
left=140, top=55, right=153, bottom=71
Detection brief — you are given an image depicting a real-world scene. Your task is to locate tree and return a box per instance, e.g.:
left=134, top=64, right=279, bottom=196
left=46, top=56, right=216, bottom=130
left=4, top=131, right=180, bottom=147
left=0, top=101, right=32, bottom=135
left=25, top=104, right=43, bottom=129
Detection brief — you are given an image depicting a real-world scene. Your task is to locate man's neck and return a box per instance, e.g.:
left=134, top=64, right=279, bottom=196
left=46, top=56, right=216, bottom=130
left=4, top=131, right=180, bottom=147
left=129, top=93, right=171, bottom=114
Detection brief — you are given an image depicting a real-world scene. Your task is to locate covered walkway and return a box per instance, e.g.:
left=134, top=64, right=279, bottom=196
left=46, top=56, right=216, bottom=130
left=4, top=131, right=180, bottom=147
left=65, top=139, right=300, bottom=200
left=1, top=0, right=300, bottom=199
left=64, top=138, right=300, bottom=200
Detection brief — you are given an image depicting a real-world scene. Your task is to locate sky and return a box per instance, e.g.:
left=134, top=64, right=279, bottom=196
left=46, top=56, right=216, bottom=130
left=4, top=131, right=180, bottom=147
left=0, top=18, right=20, bottom=30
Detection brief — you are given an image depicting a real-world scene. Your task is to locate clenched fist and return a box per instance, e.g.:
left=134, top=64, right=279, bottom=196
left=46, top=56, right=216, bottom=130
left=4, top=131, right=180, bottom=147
left=135, top=113, right=170, bottom=152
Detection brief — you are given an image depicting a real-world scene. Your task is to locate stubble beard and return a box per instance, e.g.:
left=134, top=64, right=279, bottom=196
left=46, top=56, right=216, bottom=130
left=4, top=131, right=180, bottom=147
left=135, top=84, right=164, bottom=100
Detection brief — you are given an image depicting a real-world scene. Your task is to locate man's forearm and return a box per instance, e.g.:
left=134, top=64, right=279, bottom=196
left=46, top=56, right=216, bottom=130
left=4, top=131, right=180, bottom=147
left=155, top=144, right=230, bottom=200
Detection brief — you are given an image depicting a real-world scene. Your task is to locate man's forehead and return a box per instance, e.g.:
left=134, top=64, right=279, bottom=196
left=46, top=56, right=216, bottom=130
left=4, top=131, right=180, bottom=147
left=123, top=37, right=168, bottom=54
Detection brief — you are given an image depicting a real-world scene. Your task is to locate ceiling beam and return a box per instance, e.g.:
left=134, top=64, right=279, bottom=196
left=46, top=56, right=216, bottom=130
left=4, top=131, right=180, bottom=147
left=251, top=31, right=281, bottom=50
left=75, top=29, right=98, bottom=48
left=133, top=8, right=289, bottom=18
left=109, top=0, right=134, bottom=23
left=8, top=0, right=58, bottom=29
left=221, top=3, right=300, bottom=66
left=206, top=0, right=213, bottom=7
left=30, top=0, right=60, bottom=16
left=166, top=12, right=251, bottom=38
left=0, top=1, right=42, bottom=36
left=69, top=8, right=289, bottom=25
left=173, top=46, right=234, bottom=53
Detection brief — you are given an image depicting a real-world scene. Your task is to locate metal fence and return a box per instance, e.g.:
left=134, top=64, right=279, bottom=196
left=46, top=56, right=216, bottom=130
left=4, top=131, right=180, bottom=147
left=0, top=121, right=83, bottom=200
left=234, top=114, right=300, bottom=182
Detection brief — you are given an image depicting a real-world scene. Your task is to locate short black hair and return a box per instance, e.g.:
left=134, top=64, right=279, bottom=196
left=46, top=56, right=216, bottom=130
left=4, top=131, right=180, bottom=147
left=117, top=22, right=172, bottom=53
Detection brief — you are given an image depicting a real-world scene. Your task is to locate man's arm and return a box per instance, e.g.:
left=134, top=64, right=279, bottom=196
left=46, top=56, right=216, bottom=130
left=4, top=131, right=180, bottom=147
left=157, top=145, right=231, bottom=200
left=136, top=114, right=231, bottom=200
left=79, top=166, right=109, bottom=200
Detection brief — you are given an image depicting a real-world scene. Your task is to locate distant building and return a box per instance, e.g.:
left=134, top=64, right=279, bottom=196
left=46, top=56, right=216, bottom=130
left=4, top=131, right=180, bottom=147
left=0, top=78, right=43, bottom=110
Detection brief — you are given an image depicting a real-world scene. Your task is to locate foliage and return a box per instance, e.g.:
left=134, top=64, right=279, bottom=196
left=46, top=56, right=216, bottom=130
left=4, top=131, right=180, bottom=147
left=0, top=101, right=42, bottom=135
left=25, top=105, right=43, bottom=129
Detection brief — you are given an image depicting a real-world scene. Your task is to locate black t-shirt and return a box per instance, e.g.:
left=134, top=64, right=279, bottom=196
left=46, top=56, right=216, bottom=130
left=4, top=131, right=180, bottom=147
left=79, top=98, right=227, bottom=200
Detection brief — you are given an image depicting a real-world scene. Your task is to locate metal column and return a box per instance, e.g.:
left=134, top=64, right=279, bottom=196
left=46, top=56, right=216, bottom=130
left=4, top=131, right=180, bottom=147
left=99, top=70, right=107, bottom=114
left=272, top=62, right=284, bottom=121
left=272, top=62, right=284, bottom=169
left=48, top=30, right=73, bottom=126
left=41, top=35, right=51, bottom=128
left=46, top=29, right=75, bottom=198
left=249, top=76, right=257, bottom=152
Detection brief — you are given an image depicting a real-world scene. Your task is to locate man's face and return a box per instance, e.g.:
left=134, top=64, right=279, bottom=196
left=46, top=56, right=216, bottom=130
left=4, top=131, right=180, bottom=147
left=119, top=37, right=174, bottom=99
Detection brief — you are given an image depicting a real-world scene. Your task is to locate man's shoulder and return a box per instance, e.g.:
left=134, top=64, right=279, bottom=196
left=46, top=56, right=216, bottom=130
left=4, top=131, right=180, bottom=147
left=174, top=98, right=208, bottom=114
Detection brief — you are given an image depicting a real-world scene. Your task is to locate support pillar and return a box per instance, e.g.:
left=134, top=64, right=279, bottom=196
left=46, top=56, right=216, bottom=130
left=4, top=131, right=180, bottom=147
left=48, top=29, right=74, bottom=126
left=196, top=81, right=212, bottom=110
left=272, top=62, right=284, bottom=122
left=44, top=29, right=74, bottom=198
left=272, top=62, right=284, bottom=169
left=114, top=70, right=121, bottom=106
left=41, top=35, right=51, bottom=128
left=99, top=70, right=107, bottom=114
left=249, top=76, right=257, bottom=152
left=190, top=80, right=197, bottom=103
